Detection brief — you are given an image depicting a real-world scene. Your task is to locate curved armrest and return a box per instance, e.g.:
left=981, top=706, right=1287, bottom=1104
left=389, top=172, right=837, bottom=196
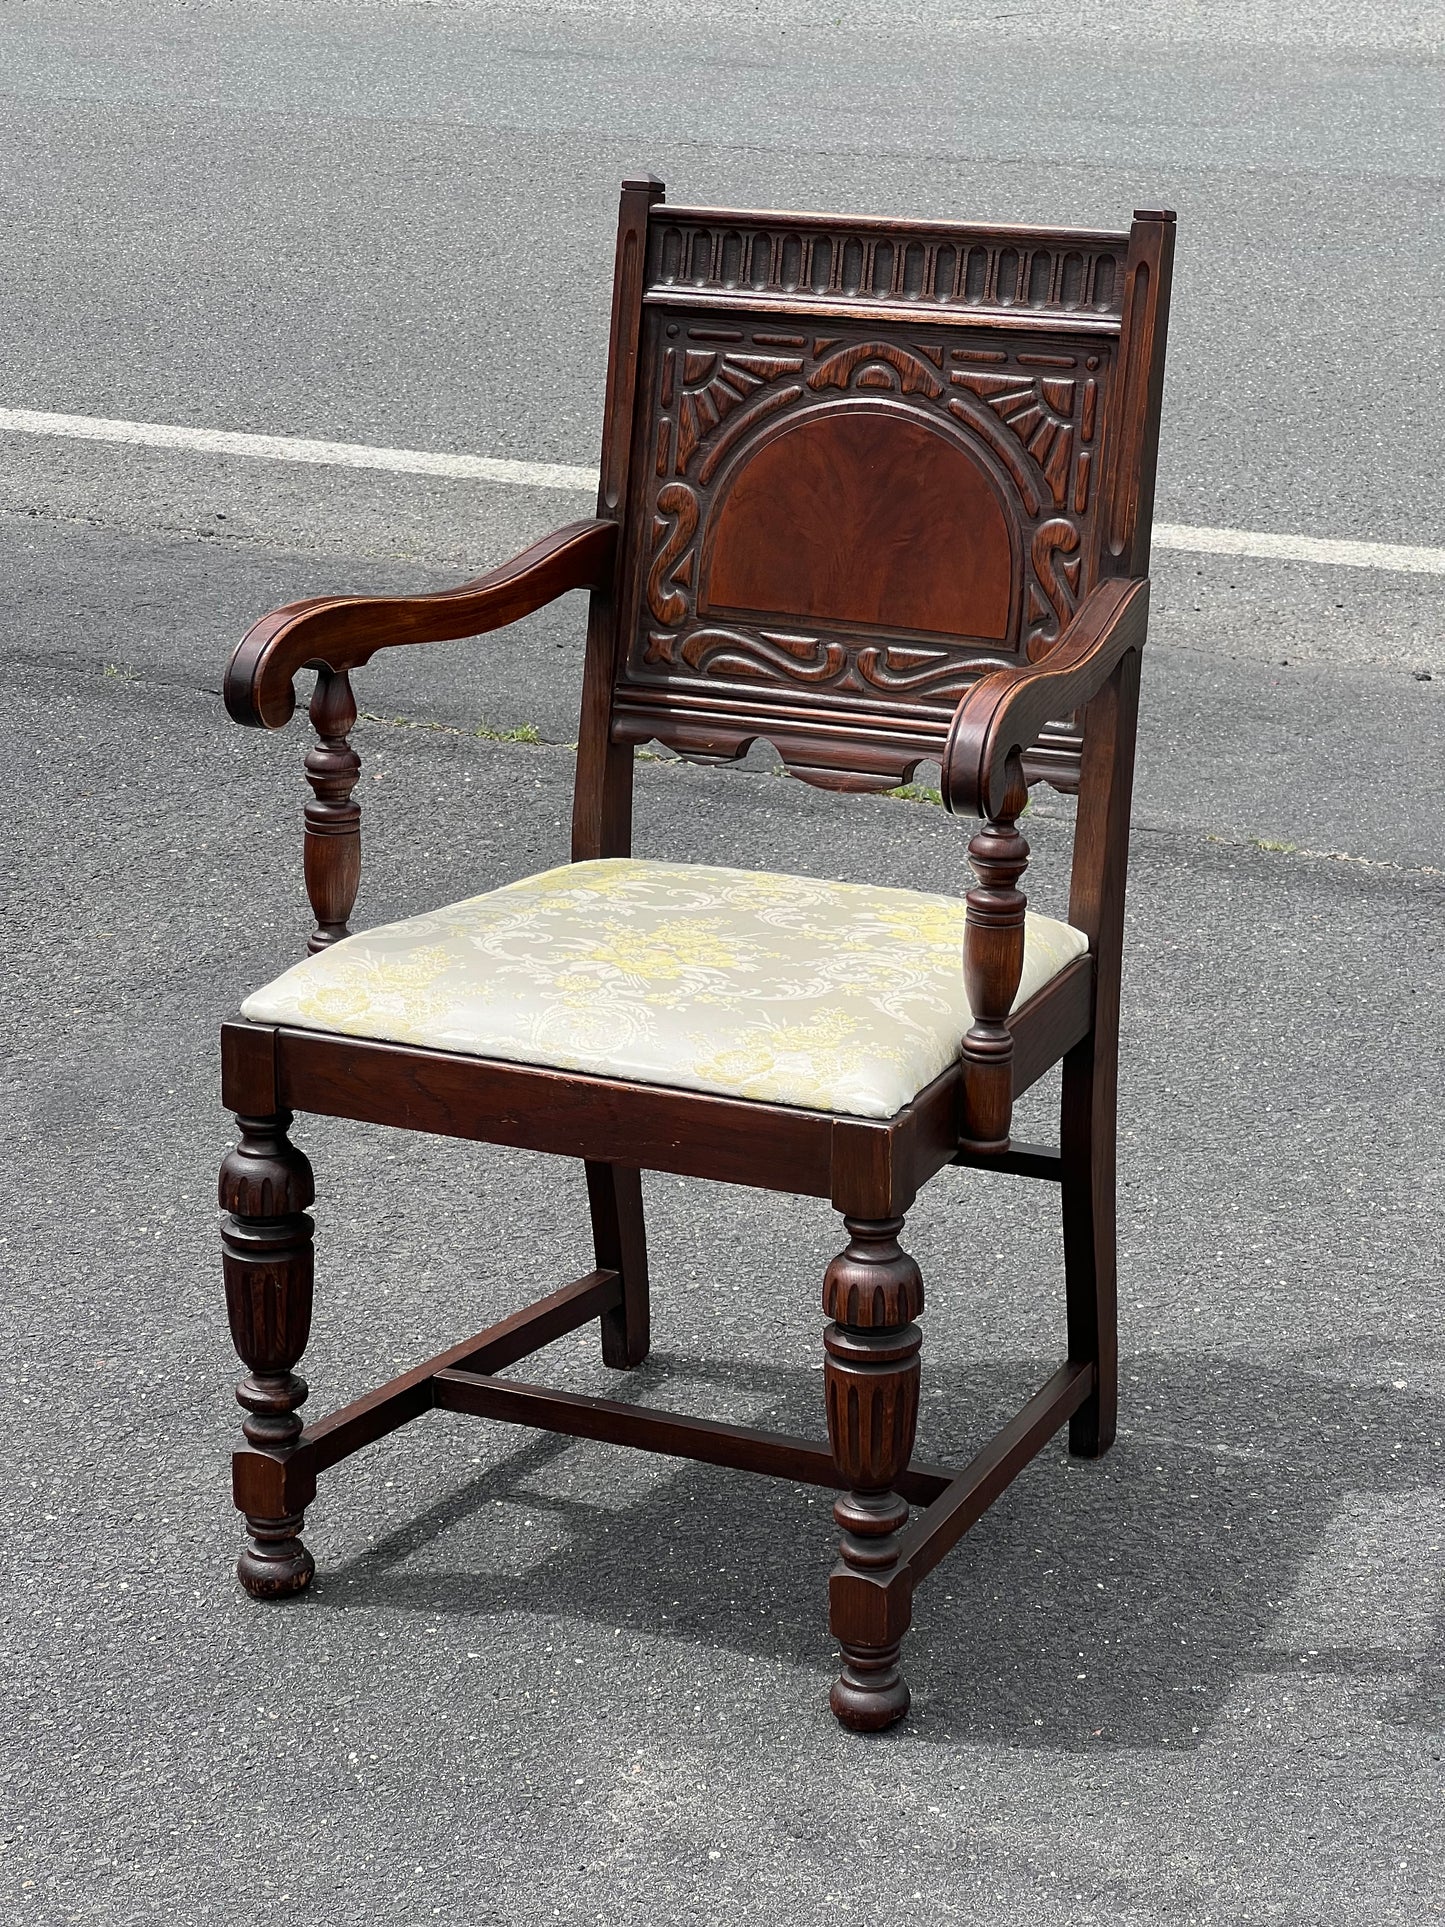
left=225, top=518, right=618, bottom=729
left=943, top=577, right=1150, bottom=820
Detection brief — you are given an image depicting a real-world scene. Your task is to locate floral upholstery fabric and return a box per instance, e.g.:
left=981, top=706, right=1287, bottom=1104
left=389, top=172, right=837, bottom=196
left=241, top=859, right=1088, bottom=1120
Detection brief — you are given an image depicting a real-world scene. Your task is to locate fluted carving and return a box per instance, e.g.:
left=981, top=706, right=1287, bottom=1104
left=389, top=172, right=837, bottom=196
left=960, top=757, right=1030, bottom=1154
left=823, top=1217, right=924, bottom=1731
left=303, top=665, right=362, bottom=952
left=823, top=1216, right=924, bottom=1330
left=825, top=1323, right=922, bottom=1545
left=219, top=1113, right=316, bottom=1597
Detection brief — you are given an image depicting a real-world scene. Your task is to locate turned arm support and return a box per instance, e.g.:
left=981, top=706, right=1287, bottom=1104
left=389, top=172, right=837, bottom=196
left=222, top=517, right=617, bottom=953
left=940, top=577, right=1150, bottom=1155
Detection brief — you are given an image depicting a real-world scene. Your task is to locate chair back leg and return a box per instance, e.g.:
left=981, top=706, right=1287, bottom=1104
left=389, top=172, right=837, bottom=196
left=1061, top=1020, right=1118, bottom=1457
left=586, top=1161, right=650, bottom=1369
left=1061, top=646, right=1140, bottom=1461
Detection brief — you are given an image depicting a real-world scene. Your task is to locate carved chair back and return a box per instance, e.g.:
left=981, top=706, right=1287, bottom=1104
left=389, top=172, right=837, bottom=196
left=574, top=180, right=1174, bottom=839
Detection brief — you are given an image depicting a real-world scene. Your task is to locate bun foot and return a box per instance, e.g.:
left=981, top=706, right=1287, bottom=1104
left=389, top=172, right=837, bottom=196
left=830, top=1642, right=910, bottom=1731
left=237, top=1513, right=315, bottom=1599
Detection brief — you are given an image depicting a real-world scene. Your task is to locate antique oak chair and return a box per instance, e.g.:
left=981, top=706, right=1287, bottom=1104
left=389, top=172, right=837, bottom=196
left=220, top=179, right=1174, bottom=1729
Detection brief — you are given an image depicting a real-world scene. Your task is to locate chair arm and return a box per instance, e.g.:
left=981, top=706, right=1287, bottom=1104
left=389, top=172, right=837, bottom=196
left=942, top=576, right=1150, bottom=820
left=225, top=518, right=619, bottom=730
left=941, top=575, right=1148, bottom=1155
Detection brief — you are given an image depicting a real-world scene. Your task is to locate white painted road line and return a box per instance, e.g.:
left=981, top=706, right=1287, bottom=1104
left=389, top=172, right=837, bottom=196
left=3, top=405, right=1444, bottom=577
left=1152, top=522, right=1445, bottom=576
left=0, top=407, right=597, bottom=494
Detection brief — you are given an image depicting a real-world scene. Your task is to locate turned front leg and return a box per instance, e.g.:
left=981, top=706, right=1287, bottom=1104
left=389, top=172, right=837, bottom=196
left=823, top=1216, right=924, bottom=1732
left=219, top=1112, right=317, bottom=1598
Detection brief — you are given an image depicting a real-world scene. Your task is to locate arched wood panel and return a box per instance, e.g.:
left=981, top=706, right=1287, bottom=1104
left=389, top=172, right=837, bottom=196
left=700, top=407, right=1016, bottom=644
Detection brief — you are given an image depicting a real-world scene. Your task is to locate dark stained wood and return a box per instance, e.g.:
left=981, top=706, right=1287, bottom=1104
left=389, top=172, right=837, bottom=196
left=869, top=1067, right=956, bottom=1215
left=702, top=411, right=1015, bottom=640
left=958, top=758, right=1030, bottom=1154
left=648, top=289, right=1124, bottom=339
left=941, top=576, right=1149, bottom=821
left=273, top=1025, right=840, bottom=1196
left=260, top=961, right=1087, bottom=1208
left=572, top=176, right=664, bottom=862
left=220, top=1018, right=279, bottom=1116
left=218, top=1111, right=316, bottom=1597
left=1008, top=954, right=1094, bottom=1096
left=600, top=203, right=1168, bottom=796
left=611, top=685, right=957, bottom=795
left=898, top=1360, right=1093, bottom=1582
left=586, top=1162, right=650, bottom=1368
left=611, top=306, right=1118, bottom=793
left=864, top=962, right=1086, bottom=1209
left=303, top=666, right=362, bottom=951
left=230, top=1267, right=622, bottom=1528
left=646, top=209, right=1131, bottom=346
left=226, top=518, right=617, bottom=730
left=1098, top=211, right=1177, bottom=578
left=1062, top=647, right=1143, bottom=1457
left=953, top=1139, right=1063, bottom=1183
left=304, top=1269, right=620, bottom=1473
left=217, top=180, right=1176, bottom=1729
left=822, top=1217, right=924, bottom=1731
left=432, top=1370, right=953, bottom=1506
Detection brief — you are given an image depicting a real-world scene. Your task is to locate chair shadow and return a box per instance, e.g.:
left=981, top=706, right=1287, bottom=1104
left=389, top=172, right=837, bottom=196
left=304, top=1344, right=1445, bottom=1751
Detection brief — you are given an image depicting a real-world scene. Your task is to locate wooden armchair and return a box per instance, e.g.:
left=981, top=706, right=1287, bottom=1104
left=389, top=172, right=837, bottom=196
left=220, top=179, right=1175, bottom=1730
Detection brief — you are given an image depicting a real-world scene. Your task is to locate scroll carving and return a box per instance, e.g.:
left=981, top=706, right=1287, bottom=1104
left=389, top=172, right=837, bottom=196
left=645, top=483, right=699, bottom=624
left=854, top=644, right=982, bottom=698
left=1028, top=519, right=1084, bottom=658
left=677, top=628, right=849, bottom=683
left=618, top=312, right=1114, bottom=786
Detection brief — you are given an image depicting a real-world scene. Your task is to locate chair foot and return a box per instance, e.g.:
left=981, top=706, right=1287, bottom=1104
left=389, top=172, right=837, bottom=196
left=586, top=1161, right=650, bottom=1369
left=831, top=1641, right=910, bottom=1731
left=1069, top=1400, right=1116, bottom=1459
left=237, top=1514, right=315, bottom=1599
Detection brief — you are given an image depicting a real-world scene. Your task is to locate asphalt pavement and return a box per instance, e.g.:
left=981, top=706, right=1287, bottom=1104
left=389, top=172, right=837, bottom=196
left=1, top=3, right=1441, bottom=1924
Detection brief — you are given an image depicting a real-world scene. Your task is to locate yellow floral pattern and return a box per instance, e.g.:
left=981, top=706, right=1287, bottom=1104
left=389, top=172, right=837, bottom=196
left=241, top=859, right=1088, bottom=1119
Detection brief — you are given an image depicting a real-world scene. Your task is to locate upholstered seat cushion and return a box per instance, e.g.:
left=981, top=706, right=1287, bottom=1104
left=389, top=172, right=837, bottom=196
left=241, top=859, right=1088, bottom=1120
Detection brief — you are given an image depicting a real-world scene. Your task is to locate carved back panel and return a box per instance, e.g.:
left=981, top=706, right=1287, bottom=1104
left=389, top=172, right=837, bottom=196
left=586, top=187, right=1173, bottom=801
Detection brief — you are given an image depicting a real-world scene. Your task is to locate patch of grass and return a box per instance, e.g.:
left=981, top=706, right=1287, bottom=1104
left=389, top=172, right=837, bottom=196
left=885, top=782, right=943, bottom=806
left=358, top=708, right=544, bottom=745
left=1254, top=838, right=1297, bottom=854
